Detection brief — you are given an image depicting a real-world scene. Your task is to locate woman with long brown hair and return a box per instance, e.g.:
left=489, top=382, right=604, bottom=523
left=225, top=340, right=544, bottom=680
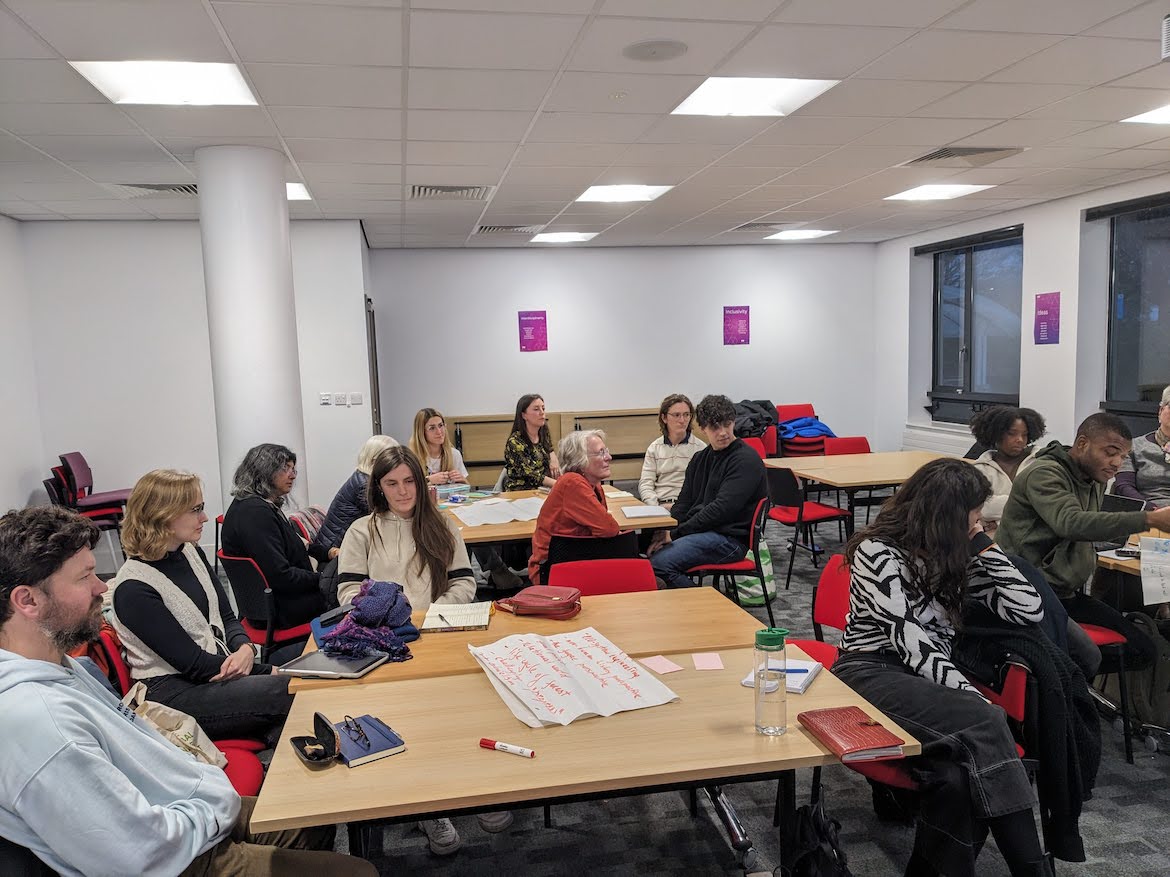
left=409, top=408, right=468, bottom=487
left=834, top=457, right=1049, bottom=877
left=503, top=393, right=560, bottom=490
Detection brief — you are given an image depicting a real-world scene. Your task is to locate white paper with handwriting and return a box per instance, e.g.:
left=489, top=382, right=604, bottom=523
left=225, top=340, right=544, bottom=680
left=1140, top=536, right=1170, bottom=606
left=469, top=627, right=679, bottom=728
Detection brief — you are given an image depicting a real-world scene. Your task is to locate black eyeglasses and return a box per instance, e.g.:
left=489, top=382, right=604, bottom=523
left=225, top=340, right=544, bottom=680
left=342, top=715, right=370, bottom=748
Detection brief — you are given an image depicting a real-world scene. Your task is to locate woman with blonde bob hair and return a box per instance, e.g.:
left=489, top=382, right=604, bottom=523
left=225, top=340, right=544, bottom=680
left=108, top=470, right=294, bottom=744
left=312, top=434, right=400, bottom=557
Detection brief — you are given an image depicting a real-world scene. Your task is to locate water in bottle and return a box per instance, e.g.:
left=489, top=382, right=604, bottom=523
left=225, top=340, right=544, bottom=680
left=754, top=627, right=788, bottom=736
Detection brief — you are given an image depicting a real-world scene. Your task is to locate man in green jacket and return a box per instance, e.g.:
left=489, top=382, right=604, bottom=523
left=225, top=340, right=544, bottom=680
left=998, top=413, right=1170, bottom=673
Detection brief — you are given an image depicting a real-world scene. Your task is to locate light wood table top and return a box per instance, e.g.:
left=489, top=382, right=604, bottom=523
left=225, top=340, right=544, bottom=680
left=765, top=450, right=946, bottom=489
left=252, top=644, right=920, bottom=832
left=288, top=588, right=762, bottom=692
left=1096, top=528, right=1169, bottom=575
left=447, top=489, right=675, bottom=545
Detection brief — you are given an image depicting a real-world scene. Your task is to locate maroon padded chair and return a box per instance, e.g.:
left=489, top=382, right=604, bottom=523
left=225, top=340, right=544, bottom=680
left=57, top=452, right=132, bottom=512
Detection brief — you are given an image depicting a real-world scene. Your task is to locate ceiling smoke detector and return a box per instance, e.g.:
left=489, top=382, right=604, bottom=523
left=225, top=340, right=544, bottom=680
left=622, top=40, right=688, bottom=62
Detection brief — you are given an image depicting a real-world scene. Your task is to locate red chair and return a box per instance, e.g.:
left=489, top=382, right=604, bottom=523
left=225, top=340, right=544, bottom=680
left=213, top=513, right=225, bottom=576
left=548, top=558, right=657, bottom=594
left=217, top=551, right=313, bottom=661
left=765, top=467, right=851, bottom=589
left=742, top=437, right=766, bottom=459
left=761, top=425, right=778, bottom=457
left=93, top=628, right=265, bottom=796
left=1080, top=623, right=1133, bottom=763
left=824, top=436, right=885, bottom=524
left=686, top=498, right=776, bottom=627
left=775, top=403, right=816, bottom=423
left=57, top=452, right=132, bottom=512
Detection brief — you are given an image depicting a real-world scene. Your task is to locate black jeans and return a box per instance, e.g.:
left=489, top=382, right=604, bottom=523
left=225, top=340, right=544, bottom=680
left=145, top=671, right=294, bottom=747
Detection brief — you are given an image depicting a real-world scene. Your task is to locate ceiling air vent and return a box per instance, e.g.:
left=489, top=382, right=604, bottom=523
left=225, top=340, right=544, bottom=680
left=410, top=184, right=495, bottom=201
left=904, top=146, right=1024, bottom=168
left=732, top=222, right=797, bottom=233
left=475, top=225, right=546, bottom=235
left=104, top=182, right=199, bottom=199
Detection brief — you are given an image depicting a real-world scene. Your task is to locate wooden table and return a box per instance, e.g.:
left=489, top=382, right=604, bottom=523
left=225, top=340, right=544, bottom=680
left=448, top=488, right=676, bottom=545
left=765, top=450, right=944, bottom=489
left=288, top=588, right=763, bottom=692
left=253, top=644, right=919, bottom=833
left=1096, top=529, right=1169, bottom=575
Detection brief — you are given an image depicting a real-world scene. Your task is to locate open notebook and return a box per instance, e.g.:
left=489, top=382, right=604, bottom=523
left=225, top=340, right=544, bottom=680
left=740, top=658, right=823, bottom=695
left=421, top=602, right=492, bottom=632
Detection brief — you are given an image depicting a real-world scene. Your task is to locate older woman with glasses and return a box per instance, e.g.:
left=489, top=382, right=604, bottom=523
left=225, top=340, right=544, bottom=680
left=527, top=429, right=622, bottom=585
left=220, top=443, right=325, bottom=628
left=108, top=470, right=294, bottom=745
left=639, top=393, right=706, bottom=510
left=1115, top=384, right=1170, bottom=510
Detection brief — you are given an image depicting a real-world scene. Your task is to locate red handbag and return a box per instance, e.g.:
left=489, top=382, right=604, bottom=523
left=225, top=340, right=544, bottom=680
left=494, top=585, right=582, bottom=619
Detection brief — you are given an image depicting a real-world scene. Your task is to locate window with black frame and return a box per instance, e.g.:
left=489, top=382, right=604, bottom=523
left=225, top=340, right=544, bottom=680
left=919, top=229, right=1023, bottom=424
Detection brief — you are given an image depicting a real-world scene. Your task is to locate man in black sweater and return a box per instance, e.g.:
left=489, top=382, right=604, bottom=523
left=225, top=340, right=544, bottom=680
left=649, top=395, right=768, bottom=589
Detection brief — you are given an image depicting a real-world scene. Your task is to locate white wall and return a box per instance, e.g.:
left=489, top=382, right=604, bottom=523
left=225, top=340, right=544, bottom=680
left=874, top=170, right=1170, bottom=448
left=0, top=216, right=46, bottom=509
left=370, top=244, right=881, bottom=446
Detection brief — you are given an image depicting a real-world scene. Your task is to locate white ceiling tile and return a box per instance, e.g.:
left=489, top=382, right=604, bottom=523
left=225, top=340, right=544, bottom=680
left=726, top=144, right=826, bottom=166
left=1071, top=148, right=1168, bottom=169
left=4, top=0, right=230, bottom=62
left=69, top=161, right=192, bottom=184
left=795, top=79, right=964, bottom=118
left=723, top=24, right=916, bottom=79
left=0, top=201, right=64, bottom=216
left=36, top=199, right=153, bottom=216
left=685, top=166, right=787, bottom=186
left=638, top=116, right=774, bottom=145
left=0, top=134, right=51, bottom=162
left=936, top=0, right=1145, bottom=35
left=287, top=138, right=401, bottom=164
left=136, top=198, right=201, bottom=218
left=404, top=165, right=501, bottom=184
left=514, top=142, right=628, bottom=166
left=414, top=0, right=592, bottom=10
left=1024, top=87, right=1168, bottom=120
left=407, top=110, right=531, bottom=141
left=0, top=160, right=86, bottom=183
left=300, top=163, right=402, bottom=184
left=1085, top=1, right=1166, bottom=39
left=776, top=0, right=968, bottom=28
left=247, top=64, right=402, bottom=108
left=1106, top=63, right=1170, bottom=89
left=405, top=140, right=515, bottom=166
left=0, top=61, right=105, bottom=103
left=0, top=6, right=54, bottom=59
left=849, top=117, right=995, bottom=147
left=991, top=146, right=1118, bottom=167
left=23, top=134, right=171, bottom=163
left=411, top=11, right=584, bottom=70
left=121, top=106, right=274, bottom=138
left=544, top=71, right=703, bottom=114
left=0, top=179, right=110, bottom=199
left=213, top=2, right=400, bottom=66
left=751, top=116, right=889, bottom=146
left=0, top=103, right=142, bottom=136
left=799, top=145, right=923, bottom=169
left=570, top=18, right=754, bottom=75
left=954, top=119, right=1099, bottom=147
left=616, top=142, right=728, bottom=165
left=499, top=165, right=599, bottom=185
left=591, top=165, right=705, bottom=184
left=159, top=135, right=285, bottom=160
left=910, top=83, right=1083, bottom=119
left=598, top=0, right=783, bottom=21
left=527, top=112, right=658, bottom=144
left=859, top=31, right=1061, bottom=81
left=270, top=106, right=401, bottom=140
left=988, top=37, right=1157, bottom=86
left=408, top=68, right=555, bottom=110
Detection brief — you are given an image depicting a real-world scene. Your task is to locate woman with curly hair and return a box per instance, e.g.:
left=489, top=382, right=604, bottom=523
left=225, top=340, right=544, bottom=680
left=969, top=406, right=1047, bottom=535
left=834, top=457, right=1047, bottom=877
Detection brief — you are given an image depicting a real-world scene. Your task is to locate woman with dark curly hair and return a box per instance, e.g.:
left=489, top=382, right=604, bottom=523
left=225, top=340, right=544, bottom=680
left=969, top=406, right=1046, bottom=535
left=834, top=458, right=1048, bottom=877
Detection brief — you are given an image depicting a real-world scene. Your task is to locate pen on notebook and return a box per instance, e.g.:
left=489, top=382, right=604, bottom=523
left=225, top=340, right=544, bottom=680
left=480, top=738, right=535, bottom=758
left=786, top=668, right=809, bottom=674
left=438, top=613, right=453, bottom=628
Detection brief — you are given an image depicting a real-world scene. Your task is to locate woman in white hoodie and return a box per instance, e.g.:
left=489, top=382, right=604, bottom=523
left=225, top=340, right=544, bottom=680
left=969, top=406, right=1047, bottom=536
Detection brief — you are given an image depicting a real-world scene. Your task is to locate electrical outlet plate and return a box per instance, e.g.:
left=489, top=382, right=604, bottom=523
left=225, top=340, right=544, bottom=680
left=349, top=392, right=363, bottom=406
left=319, top=393, right=331, bottom=406
left=333, top=392, right=348, bottom=406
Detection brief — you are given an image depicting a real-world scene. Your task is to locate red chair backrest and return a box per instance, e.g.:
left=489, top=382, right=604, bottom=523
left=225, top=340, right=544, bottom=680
left=813, top=554, right=851, bottom=633
left=747, top=497, right=768, bottom=553
left=96, top=626, right=133, bottom=696
left=761, top=425, right=777, bottom=456
left=824, top=436, right=871, bottom=456
left=547, top=559, right=657, bottom=595
left=775, top=403, right=815, bottom=423
left=742, top=437, right=767, bottom=459
left=217, top=551, right=273, bottom=624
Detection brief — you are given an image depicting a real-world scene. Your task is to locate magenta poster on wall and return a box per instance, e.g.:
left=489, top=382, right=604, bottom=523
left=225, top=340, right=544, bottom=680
left=723, top=306, right=750, bottom=345
left=518, top=310, right=548, bottom=352
left=1034, top=292, right=1060, bottom=345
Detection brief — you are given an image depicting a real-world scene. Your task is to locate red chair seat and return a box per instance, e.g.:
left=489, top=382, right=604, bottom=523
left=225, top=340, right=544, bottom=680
left=241, top=618, right=312, bottom=645
left=1080, top=623, right=1126, bottom=647
left=688, top=559, right=755, bottom=574
left=769, top=502, right=849, bottom=525
left=216, top=745, right=264, bottom=796
left=214, top=738, right=266, bottom=753
left=850, top=759, right=919, bottom=790
left=788, top=638, right=839, bottom=667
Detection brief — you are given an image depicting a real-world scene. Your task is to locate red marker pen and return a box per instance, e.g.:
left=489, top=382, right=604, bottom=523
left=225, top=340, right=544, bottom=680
left=480, top=738, right=535, bottom=758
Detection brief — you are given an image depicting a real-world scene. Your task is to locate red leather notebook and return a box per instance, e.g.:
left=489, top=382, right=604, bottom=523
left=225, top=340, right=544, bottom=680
left=797, top=706, right=905, bottom=763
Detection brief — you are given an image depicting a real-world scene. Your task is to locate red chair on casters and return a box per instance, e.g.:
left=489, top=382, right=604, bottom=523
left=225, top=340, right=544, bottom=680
left=1080, top=623, right=1133, bottom=763
left=742, top=436, right=767, bottom=460
left=217, top=551, right=313, bottom=661
left=686, top=498, right=777, bottom=627
left=547, top=558, right=657, bottom=594
left=765, top=467, right=852, bottom=590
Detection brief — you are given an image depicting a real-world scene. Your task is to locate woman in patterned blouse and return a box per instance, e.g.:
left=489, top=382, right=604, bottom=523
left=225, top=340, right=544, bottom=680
left=503, top=393, right=561, bottom=491
left=833, top=458, right=1049, bottom=877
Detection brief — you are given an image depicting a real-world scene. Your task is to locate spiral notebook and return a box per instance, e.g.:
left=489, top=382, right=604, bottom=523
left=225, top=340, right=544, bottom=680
left=421, top=602, right=492, bottom=632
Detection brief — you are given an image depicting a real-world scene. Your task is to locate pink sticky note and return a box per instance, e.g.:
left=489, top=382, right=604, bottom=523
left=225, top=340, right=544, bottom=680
left=692, top=652, right=724, bottom=670
left=641, top=655, right=684, bottom=674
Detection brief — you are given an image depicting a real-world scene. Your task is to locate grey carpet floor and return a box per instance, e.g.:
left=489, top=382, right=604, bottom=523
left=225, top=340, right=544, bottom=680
left=328, top=514, right=1170, bottom=876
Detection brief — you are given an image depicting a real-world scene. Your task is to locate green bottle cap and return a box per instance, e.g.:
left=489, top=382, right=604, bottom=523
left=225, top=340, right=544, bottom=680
left=755, top=627, right=788, bottom=649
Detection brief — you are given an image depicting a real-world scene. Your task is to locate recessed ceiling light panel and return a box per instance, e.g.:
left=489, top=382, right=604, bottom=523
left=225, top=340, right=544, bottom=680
left=286, top=183, right=312, bottom=201
left=622, top=40, right=688, bottom=62
left=70, top=61, right=257, bottom=106
left=531, top=232, right=597, bottom=243
left=672, top=77, right=838, bottom=117
left=765, top=229, right=838, bottom=241
left=1122, top=104, right=1170, bottom=124
left=884, top=184, right=994, bottom=201
left=576, top=185, right=672, bottom=203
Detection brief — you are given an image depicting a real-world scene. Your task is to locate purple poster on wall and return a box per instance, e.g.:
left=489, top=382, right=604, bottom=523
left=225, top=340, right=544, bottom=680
left=518, top=310, right=548, bottom=352
left=1034, top=292, right=1060, bottom=345
left=723, top=306, right=750, bottom=346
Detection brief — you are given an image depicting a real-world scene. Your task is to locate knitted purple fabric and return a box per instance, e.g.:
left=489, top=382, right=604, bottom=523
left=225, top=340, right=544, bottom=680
left=321, top=579, right=414, bottom=660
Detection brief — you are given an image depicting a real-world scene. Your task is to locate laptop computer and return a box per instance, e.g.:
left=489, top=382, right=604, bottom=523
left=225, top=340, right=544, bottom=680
left=1094, top=493, right=1147, bottom=550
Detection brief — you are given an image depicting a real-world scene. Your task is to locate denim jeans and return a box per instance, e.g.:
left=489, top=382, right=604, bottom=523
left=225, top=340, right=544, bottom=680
left=651, top=531, right=746, bottom=590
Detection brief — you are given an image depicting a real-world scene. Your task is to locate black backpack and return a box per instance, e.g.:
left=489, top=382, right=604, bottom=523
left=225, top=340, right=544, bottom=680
left=778, top=792, right=854, bottom=877
left=1102, top=611, right=1170, bottom=729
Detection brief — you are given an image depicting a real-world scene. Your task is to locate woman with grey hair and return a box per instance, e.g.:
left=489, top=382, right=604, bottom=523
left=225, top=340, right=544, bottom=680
left=527, top=430, right=621, bottom=584
left=1115, top=385, right=1170, bottom=510
left=220, top=443, right=325, bottom=628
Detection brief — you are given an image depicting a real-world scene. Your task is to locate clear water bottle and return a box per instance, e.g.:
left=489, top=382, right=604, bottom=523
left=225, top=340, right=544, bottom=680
left=754, top=627, right=788, bottom=736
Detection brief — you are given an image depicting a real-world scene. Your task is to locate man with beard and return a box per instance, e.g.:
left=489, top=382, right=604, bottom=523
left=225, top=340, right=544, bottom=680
left=0, top=505, right=375, bottom=877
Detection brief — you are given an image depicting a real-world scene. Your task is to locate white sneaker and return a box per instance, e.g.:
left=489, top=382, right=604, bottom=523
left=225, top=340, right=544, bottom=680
left=418, top=818, right=461, bottom=855
left=476, top=810, right=514, bottom=833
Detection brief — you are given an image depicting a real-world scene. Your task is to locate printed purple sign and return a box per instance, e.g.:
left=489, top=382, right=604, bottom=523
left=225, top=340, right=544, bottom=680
left=518, top=310, right=548, bottom=352
left=723, top=306, right=750, bottom=346
left=1034, top=292, right=1060, bottom=345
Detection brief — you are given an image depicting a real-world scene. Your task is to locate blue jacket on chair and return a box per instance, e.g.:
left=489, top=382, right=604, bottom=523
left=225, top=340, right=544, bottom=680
left=776, top=417, right=836, bottom=440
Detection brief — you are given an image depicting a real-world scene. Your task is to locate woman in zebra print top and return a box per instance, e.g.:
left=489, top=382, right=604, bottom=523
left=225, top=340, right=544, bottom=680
left=833, top=458, right=1050, bottom=877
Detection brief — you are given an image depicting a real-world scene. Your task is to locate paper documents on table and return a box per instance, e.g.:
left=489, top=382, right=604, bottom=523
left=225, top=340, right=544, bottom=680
left=740, top=659, right=823, bottom=695
left=468, top=627, right=679, bottom=728
left=451, top=496, right=545, bottom=527
left=420, top=602, right=492, bottom=632
left=620, top=505, right=668, bottom=519
left=1140, top=536, right=1170, bottom=605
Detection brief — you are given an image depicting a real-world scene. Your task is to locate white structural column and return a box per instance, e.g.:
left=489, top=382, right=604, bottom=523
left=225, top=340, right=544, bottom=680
left=195, top=146, right=308, bottom=509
